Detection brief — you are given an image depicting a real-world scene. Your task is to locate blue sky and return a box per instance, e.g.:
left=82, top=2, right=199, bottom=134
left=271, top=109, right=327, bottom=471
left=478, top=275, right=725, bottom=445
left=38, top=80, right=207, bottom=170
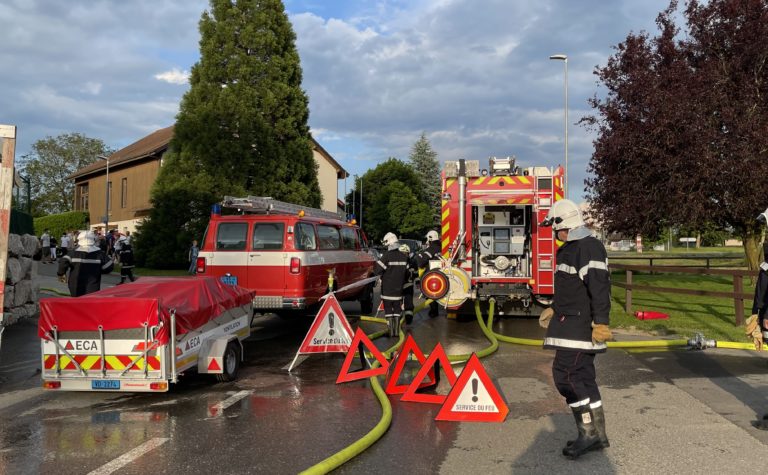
left=0, top=0, right=673, bottom=202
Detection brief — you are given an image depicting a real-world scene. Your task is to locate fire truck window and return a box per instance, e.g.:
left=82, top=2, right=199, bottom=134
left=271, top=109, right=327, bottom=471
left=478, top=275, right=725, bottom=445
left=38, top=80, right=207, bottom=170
left=252, top=223, right=285, bottom=250
left=340, top=227, right=358, bottom=250
left=216, top=222, right=248, bottom=250
left=317, top=225, right=341, bottom=250
left=295, top=222, right=317, bottom=251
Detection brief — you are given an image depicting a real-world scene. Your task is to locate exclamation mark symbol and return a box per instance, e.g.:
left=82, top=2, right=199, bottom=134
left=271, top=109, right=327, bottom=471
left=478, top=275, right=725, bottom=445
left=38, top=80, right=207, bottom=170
left=329, top=312, right=335, bottom=336
left=472, top=378, right=479, bottom=402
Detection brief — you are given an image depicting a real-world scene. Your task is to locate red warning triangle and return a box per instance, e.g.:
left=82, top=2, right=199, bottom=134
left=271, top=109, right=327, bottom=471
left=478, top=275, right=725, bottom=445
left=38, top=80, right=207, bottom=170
left=384, top=334, right=435, bottom=395
left=336, top=328, right=390, bottom=383
left=297, top=294, right=354, bottom=354
left=65, top=340, right=74, bottom=351
left=435, top=353, right=509, bottom=422
left=207, top=358, right=221, bottom=371
left=376, top=301, right=384, bottom=314
left=401, top=342, right=457, bottom=404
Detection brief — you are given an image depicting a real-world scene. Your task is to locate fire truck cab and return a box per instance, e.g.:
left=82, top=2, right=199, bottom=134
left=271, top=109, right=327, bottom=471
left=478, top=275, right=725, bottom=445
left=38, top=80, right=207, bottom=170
left=196, top=196, right=376, bottom=316
left=421, top=157, right=564, bottom=315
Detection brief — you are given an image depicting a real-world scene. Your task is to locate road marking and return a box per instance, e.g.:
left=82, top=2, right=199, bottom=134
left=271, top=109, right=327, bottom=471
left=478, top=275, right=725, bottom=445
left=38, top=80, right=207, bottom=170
left=87, top=437, right=169, bottom=475
left=207, top=390, right=252, bottom=418
left=0, top=358, right=39, bottom=372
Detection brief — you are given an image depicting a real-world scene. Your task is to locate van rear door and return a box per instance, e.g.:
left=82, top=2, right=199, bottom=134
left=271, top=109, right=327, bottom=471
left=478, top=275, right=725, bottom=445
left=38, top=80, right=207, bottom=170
left=248, top=222, right=286, bottom=298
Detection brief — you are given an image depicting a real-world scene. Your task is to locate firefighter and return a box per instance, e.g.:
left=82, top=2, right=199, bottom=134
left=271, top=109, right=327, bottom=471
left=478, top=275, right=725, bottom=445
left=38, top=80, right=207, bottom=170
left=400, top=243, right=417, bottom=326
left=416, top=230, right=441, bottom=318
left=746, top=207, right=768, bottom=429
left=538, top=199, right=611, bottom=459
left=57, top=230, right=115, bottom=297
left=116, top=236, right=137, bottom=284
left=375, top=232, right=408, bottom=337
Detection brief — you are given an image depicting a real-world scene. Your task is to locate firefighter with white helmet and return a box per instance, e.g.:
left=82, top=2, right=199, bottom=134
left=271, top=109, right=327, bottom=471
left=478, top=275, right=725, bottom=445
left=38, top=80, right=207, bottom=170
left=746, top=207, right=768, bottom=429
left=375, top=232, right=409, bottom=337
left=416, top=230, right=442, bottom=318
left=538, top=199, right=611, bottom=459
left=57, top=230, right=114, bottom=297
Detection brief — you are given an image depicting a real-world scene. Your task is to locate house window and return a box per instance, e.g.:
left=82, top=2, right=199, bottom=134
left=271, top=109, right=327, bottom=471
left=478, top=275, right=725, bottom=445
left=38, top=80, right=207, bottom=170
left=107, top=181, right=112, bottom=211
left=121, top=178, right=127, bottom=208
left=77, top=184, right=89, bottom=211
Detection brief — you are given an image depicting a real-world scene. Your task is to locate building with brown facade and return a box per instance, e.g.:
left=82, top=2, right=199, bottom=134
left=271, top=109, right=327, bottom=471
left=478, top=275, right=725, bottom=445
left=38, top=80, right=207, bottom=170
left=69, top=126, right=348, bottom=233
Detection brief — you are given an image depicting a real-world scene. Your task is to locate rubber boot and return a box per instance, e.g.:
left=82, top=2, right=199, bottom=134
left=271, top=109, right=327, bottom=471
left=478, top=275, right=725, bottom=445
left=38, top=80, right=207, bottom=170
left=387, top=316, right=400, bottom=338
left=562, top=406, right=602, bottom=459
left=404, top=311, right=413, bottom=325
left=567, top=404, right=610, bottom=448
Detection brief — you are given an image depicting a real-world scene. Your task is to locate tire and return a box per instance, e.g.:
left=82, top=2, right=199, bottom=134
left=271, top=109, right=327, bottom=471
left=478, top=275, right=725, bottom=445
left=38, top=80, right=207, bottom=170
left=359, top=283, right=374, bottom=315
left=216, top=341, right=241, bottom=383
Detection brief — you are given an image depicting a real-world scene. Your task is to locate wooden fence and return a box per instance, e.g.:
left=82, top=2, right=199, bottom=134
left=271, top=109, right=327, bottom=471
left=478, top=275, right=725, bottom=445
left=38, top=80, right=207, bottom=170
left=611, top=263, right=756, bottom=326
left=608, top=253, right=743, bottom=269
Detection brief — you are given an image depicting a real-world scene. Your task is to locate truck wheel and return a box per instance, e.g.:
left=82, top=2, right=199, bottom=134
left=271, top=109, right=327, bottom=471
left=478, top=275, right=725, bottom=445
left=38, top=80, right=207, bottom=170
left=216, top=341, right=240, bottom=383
left=359, top=283, right=374, bottom=315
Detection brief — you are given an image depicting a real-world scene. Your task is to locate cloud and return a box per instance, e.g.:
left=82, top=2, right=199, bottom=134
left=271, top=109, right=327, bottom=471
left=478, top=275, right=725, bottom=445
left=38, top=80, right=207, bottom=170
left=155, top=68, right=190, bottom=85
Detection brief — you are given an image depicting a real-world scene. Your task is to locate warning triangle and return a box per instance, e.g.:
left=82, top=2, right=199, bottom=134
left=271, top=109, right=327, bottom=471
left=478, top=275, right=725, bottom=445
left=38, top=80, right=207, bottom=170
left=401, top=342, right=457, bottom=404
left=208, top=358, right=221, bottom=371
left=336, top=328, right=390, bottom=383
left=297, top=294, right=354, bottom=354
left=384, top=334, right=435, bottom=395
left=65, top=340, right=74, bottom=351
left=376, top=301, right=384, bottom=315
left=435, top=353, right=509, bottom=422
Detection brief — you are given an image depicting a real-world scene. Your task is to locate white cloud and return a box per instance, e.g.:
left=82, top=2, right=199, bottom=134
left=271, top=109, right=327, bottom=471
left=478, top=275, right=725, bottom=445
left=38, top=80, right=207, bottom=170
left=154, top=68, right=190, bottom=85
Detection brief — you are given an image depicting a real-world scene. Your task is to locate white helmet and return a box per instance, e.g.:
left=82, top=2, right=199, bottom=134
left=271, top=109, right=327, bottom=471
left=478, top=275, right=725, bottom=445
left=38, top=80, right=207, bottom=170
left=399, top=243, right=410, bottom=254
left=425, top=230, right=439, bottom=242
left=540, top=199, right=585, bottom=231
left=77, top=230, right=97, bottom=248
left=382, top=232, right=398, bottom=247
left=758, top=207, right=768, bottom=226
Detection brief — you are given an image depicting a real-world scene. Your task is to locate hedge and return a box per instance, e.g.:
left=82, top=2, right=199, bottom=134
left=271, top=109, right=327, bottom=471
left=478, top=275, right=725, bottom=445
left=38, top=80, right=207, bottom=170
left=33, top=211, right=90, bottom=239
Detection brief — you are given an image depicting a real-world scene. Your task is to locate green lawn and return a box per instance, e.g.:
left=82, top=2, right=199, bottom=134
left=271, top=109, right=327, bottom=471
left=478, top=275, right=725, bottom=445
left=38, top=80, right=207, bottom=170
left=610, top=271, right=753, bottom=342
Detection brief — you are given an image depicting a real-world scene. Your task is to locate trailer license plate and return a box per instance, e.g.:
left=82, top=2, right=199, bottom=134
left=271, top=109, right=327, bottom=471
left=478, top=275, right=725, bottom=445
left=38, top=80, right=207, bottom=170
left=220, top=275, right=237, bottom=286
left=92, top=380, right=120, bottom=390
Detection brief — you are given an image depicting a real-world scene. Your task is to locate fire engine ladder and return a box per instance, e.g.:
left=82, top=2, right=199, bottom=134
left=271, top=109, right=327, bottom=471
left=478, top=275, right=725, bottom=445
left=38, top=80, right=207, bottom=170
left=221, top=196, right=342, bottom=220
left=0, top=124, right=17, bottom=343
left=535, top=176, right=555, bottom=294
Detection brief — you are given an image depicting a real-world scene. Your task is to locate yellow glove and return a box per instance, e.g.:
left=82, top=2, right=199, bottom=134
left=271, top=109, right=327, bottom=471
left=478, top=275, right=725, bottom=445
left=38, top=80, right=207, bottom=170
left=745, top=314, right=763, bottom=351
left=591, top=323, right=612, bottom=344
left=539, top=308, right=554, bottom=329
left=58, top=275, right=67, bottom=283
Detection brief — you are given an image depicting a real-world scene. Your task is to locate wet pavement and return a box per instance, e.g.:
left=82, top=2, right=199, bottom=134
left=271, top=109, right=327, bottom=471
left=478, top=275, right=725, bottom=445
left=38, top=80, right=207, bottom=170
left=2, top=266, right=768, bottom=473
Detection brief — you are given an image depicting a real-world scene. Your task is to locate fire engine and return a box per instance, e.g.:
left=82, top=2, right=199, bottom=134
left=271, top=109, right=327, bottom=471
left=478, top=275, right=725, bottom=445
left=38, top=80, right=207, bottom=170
left=420, top=157, right=564, bottom=315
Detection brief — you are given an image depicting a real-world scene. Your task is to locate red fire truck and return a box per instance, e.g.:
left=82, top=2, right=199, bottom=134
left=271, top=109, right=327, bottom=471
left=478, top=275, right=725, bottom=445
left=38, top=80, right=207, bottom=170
left=420, top=157, right=564, bottom=315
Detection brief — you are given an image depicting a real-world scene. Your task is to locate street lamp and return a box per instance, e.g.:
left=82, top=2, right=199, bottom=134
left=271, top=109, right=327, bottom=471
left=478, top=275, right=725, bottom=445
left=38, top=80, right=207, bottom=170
left=549, top=54, right=568, bottom=198
left=97, top=155, right=110, bottom=232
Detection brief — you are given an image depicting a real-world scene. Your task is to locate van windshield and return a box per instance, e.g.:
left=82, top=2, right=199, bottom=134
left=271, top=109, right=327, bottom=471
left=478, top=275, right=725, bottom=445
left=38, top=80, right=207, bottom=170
left=252, top=223, right=284, bottom=250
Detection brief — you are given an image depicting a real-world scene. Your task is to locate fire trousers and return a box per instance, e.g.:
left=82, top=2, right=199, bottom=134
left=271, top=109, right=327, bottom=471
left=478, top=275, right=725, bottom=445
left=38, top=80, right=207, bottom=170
left=552, top=350, right=602, bottom=405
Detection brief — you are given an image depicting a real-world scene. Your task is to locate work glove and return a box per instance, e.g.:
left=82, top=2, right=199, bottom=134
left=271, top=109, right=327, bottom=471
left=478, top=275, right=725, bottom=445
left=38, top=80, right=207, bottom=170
left=539, top=307, right=554, bottom=329
left=591, top=323, right=612, bottom=345
left=58, top=275, right=67, bottom=283
left=745, top=314, right=763, bottom=351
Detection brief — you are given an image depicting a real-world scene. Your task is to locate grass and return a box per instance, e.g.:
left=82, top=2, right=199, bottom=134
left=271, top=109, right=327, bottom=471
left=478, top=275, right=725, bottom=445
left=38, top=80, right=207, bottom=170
left=114, top=264, right=188, bottom=277
left=610, top=271, right=753, bottom=342
left=609, top=246, right=745, bottom=268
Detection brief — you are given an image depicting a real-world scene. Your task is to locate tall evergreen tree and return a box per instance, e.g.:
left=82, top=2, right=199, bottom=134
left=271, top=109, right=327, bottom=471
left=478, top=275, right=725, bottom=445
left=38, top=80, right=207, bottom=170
left=136, top=0, right=320, bottom=268
left=407, top=133, right=441, bottom=226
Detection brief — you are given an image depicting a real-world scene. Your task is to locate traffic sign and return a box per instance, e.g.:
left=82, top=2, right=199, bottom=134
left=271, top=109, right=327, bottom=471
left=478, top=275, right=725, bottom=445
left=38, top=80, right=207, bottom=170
left=384, top=334, right=435, bottom=395
left=401, top=342, right=456, bottom=404
left=435, top=353, right=509, bottom=422
left=336, top=327, right=390, bottom=383
left=288, top=294, right=354, bottom=371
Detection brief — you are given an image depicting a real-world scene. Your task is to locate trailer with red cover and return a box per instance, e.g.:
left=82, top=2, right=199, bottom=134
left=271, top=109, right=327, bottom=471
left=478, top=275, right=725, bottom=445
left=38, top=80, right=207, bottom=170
left=39, top=277, right=254, bottom=392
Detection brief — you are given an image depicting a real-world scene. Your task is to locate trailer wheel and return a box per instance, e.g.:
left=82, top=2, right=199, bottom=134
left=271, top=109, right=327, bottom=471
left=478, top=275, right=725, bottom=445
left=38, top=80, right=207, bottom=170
left=217, top=341, right=240, bottom=383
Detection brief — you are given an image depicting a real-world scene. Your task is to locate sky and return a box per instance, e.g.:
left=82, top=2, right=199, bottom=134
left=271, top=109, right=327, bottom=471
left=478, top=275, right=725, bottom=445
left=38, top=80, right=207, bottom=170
left=0, top=0, right=675, bottom=202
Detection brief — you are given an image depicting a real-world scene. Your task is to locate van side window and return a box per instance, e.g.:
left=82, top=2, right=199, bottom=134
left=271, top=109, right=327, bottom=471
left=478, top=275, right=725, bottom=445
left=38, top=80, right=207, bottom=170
left=317, top=225, right=341, bottom=250
left=295, top=222, right=317, bottom=251
left=340, top=227, right=358, bottom=250
left=216, top=222, right=248, bottom=250
left=252, top=223, right=284, bottom=250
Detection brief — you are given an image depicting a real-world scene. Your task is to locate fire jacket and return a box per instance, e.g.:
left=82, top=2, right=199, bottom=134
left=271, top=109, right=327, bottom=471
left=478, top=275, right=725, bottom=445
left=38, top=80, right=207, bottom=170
left=375, top=248, right=409, bottom=300
left=544, top=234, right=611, bottom=353
left=416, top=241, right=441, bottom=269
left=752, top=260, right=768, bottom=325
left=402, top=252, right=417, bottom=293
left=57, top=247, right=114, bottom=297
left=118, top=245, right=135, bottom=269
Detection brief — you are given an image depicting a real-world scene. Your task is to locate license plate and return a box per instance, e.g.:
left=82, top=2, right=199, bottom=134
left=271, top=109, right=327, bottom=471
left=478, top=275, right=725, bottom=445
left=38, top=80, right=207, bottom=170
left=92, top=380, right=121, bottom=390
left=220, top=275, right=238, bottom=286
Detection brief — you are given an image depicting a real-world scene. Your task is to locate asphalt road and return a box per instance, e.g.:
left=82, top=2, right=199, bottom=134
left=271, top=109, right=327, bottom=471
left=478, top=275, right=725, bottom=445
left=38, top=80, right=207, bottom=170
left=2, top=264, right=768, bottom=474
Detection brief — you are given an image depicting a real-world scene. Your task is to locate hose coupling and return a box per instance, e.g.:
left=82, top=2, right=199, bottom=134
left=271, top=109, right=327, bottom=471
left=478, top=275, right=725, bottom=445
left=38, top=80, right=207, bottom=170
left=688, top=333, right=716, bottom=350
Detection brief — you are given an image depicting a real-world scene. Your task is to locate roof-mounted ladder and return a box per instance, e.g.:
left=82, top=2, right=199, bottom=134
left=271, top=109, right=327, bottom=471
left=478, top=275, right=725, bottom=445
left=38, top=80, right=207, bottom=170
left=221, top=196, right=343, bottom=221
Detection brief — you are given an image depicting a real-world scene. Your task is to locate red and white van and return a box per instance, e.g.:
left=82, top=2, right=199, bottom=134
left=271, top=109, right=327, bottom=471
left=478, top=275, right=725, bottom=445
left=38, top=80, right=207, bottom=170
left=195, top=197, right=376, bottom=316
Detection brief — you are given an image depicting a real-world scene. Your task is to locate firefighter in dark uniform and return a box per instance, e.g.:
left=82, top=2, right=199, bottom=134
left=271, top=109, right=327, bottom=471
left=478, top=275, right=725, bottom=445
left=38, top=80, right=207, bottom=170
left=538, top=199, right=612, bottom=459
left=746, top=207, right=768, bottom=429
left=57, top=230, right=114, bottom=297
left=416, top=230, right=441, bottom=318
left=375, top=232, right=409, bottom=337
left=400, top=243, right=417, bottom=325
